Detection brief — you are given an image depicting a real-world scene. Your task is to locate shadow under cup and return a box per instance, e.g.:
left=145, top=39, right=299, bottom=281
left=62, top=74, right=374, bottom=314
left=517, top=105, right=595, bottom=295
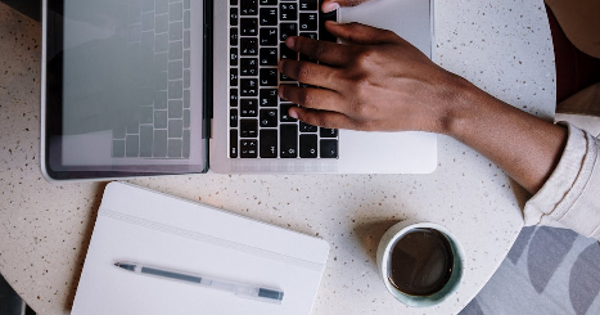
left=376, top=222, right=464, bottom=308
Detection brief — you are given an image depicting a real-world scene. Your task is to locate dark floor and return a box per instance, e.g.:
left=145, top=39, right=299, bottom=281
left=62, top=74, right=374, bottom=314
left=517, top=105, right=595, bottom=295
left=0, top=274, right=25, bottom=315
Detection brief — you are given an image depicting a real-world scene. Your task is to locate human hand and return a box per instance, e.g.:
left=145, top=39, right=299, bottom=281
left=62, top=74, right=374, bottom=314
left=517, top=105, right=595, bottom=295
left=278, top=22, right=471, bottom=133
left=321, top=0, right=374, bottom=13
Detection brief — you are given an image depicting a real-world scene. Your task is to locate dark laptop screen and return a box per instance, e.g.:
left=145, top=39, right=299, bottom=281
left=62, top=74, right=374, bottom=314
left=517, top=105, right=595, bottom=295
left=43, top=0, right=207, bottom=180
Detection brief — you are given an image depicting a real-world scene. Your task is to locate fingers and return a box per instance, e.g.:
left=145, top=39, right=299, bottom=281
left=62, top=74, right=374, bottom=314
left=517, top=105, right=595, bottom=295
left=288, top=107, right=356, bottom=130
left=321, top=0, right=373, bottom=13
left=279, top=60, right=342, bottom=90
left=278, top=85, right=344, bottom=111
left=285, top=36, right=352, bottom=66
left=325, top=21, right=400, bottom=45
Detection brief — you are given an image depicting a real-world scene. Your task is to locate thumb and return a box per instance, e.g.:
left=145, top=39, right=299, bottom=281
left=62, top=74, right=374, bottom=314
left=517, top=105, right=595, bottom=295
left=321, top=0, right=373, bottom=13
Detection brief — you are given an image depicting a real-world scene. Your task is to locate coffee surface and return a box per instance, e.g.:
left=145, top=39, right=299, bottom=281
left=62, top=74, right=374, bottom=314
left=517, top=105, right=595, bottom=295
left=388, top=228, right=453, bottom=296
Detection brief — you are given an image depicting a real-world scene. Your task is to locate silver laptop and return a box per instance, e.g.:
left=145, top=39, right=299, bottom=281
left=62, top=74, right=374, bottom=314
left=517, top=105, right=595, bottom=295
left=41, top=0, right=436, bottom=180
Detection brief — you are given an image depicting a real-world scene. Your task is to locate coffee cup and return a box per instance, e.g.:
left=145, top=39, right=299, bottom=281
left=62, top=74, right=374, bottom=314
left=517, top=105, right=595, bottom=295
left=376, top=221, right=464, bottom=307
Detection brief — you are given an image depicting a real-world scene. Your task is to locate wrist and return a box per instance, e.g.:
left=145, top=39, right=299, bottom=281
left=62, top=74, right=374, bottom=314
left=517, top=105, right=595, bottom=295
left=434, top=73, right=494, bottom=139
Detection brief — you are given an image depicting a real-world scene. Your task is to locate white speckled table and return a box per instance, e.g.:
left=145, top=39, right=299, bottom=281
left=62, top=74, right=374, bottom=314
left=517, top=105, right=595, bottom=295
left=0, top=1, right=556, bottom=314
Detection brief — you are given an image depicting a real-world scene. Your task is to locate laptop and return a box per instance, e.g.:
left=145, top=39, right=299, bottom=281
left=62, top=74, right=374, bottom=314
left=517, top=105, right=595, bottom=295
left=41, top=0, right=436, bottom=180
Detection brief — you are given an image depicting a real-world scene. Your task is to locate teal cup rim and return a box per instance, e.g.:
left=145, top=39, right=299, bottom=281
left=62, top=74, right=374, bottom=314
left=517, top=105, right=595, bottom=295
left=377, top=222, right=464, bottom=308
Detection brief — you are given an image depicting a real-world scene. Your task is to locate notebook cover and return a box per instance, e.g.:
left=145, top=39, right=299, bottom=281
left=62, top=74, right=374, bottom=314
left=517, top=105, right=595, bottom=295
left=71, top=182, right=330, bottom=315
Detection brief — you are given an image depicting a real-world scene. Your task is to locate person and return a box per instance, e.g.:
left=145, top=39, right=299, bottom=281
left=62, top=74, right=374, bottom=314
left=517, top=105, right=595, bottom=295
left=277, top=0, right=600, bottom=240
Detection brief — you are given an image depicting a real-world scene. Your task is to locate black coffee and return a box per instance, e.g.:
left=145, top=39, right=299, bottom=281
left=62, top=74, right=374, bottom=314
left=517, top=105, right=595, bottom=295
left=388, top=228, right=454, bottom=296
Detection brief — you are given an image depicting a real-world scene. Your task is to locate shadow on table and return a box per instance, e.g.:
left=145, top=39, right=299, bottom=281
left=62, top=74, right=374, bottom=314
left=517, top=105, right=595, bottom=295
left=353, top=219, right=400, bottom=268
left=62, top=182, right=109, bottom=313
left=509, top=178, right=530, bottom=214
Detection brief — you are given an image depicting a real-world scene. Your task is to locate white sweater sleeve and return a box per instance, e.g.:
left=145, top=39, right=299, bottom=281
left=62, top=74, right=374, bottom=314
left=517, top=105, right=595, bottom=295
left=524, top=122, right=600, bottom=240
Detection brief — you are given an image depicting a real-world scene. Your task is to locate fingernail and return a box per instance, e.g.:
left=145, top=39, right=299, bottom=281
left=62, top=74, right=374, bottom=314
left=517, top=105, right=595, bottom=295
left=289, top=109, right=298, bottom=119
left=278, top=86, right=286, bottom=99
left=322, top=2, right=339, bottom=13
left=285, top=36, right=296, bottom=48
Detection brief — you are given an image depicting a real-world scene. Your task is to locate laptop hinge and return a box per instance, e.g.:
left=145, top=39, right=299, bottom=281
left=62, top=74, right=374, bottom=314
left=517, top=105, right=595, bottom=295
left=203, top=0, right=214, bottom=141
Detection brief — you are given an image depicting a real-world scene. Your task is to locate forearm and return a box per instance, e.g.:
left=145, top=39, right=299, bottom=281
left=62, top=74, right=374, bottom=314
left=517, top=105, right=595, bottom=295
left=277, top=21, right=568, bottom=195
left=444, top=77, right=568, bottom=194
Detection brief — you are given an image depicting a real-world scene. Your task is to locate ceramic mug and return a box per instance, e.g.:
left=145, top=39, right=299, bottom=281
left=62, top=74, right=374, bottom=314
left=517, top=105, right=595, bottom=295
left=376, top=221, right=464, bottom=307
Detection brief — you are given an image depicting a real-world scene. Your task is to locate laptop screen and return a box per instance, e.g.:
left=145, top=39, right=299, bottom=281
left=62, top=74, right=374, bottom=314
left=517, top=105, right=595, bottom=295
left=43, top=0, right=207, bottom=180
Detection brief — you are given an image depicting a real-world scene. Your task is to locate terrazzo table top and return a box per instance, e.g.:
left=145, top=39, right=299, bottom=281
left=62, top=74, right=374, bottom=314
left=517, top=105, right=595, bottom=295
left=0, top=1, right=556, bottom=314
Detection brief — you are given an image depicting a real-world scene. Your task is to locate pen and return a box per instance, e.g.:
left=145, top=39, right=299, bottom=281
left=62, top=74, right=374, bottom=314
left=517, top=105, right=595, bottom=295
left=114, top=262, right=284, bottom=304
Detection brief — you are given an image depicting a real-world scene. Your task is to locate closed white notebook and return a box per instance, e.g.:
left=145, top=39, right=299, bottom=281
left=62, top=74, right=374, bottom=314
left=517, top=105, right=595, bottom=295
left=72, top=182, right=330, bottom=315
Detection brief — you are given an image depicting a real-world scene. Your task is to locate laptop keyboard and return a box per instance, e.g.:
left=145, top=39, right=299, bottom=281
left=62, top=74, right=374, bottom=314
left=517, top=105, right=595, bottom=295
left=229, top=0, right=340, bottom=159
left=112, top=0, right=191, bottom=159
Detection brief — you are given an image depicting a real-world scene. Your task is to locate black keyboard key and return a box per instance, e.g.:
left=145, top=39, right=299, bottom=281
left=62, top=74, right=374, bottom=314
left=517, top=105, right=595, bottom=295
left=260, top=129, right=278, bottom=158
left=280, top=2, right=297, bottom=21
left=280, top=43, right=297, bottom=60
left=320, top=139, right=338, bottom=158
left=241, top=38, right=258, bottom=55
left=300, top=32, right=317, bottom=40
left=300, top=0, right=318, bottom=11
left=241, top=58, right=258, bottom=76
left=260, top=48, right=278, bottom=65
left=230, top=48, right=239, bottom=66
left=319, top=10, right=337, bottom=42
left=230, top=129, right=238, bottom=158
left=241, top=0, right=258, bottom=15
left=280, top=73, right=294, bottom=82
left=260, top=7, right=278, bottom=26
left=300, top=13, right=318, bottom=31
left=320, top=127, right=338, bottom=138
left=280, top=103, right=298, bottom=122
left=230, top=68, right=238, bottom=86
left=230, top=28, right=239, bottom=46
left=241, top=79, right=258, bottom=96
left=300, top=134, right=318, bottom=158
left=230, top=8, right=238, bottom=26
left=241, top=99, right=259, bottom=117
left=260, top=109, right=278, bottom=127
left=280, top=23, right=298, bottom=41
left=260, top=68, right=278, bottom=86
left=280, top=124, right=298, bottom=158
left=240, top=119, right=258, bottom=137
left=260, top=89, right=278, bottom=106
left=241, top=139, right=258, bottom=158
left=230, top=109, right=239, bottom=127
left=230, top=89, right=239, bottom=107
left=231, top=0, right=238, bottom=5
left=260, top=28, right=278, bottom=46
left=260, top=0, right=277, bottom=4
left=241, top=18, right=258, bottom=36
left=300, top=122, right=317, bottom=132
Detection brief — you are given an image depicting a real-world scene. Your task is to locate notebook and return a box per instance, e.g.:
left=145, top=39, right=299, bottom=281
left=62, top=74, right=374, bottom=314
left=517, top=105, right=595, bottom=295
left=71, top=182, right=330, bottom=315
left=42, top=0, right=436, bottom=180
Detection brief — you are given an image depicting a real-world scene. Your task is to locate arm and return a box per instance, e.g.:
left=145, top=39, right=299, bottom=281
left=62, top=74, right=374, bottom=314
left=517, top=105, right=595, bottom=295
left=278, top=22, right=567, bottom=194
left=442, top=78, right=567, bottom=194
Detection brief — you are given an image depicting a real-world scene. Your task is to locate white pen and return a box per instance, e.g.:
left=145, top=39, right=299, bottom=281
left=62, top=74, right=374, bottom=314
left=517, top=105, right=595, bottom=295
left=115, top=262, right=284, bottom=304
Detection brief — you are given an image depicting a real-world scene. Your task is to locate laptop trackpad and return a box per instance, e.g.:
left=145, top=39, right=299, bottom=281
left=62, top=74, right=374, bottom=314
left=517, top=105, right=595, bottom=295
left=338, top=0, right=433, bottom=56
left=337, top=0, right=437, bottom=174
